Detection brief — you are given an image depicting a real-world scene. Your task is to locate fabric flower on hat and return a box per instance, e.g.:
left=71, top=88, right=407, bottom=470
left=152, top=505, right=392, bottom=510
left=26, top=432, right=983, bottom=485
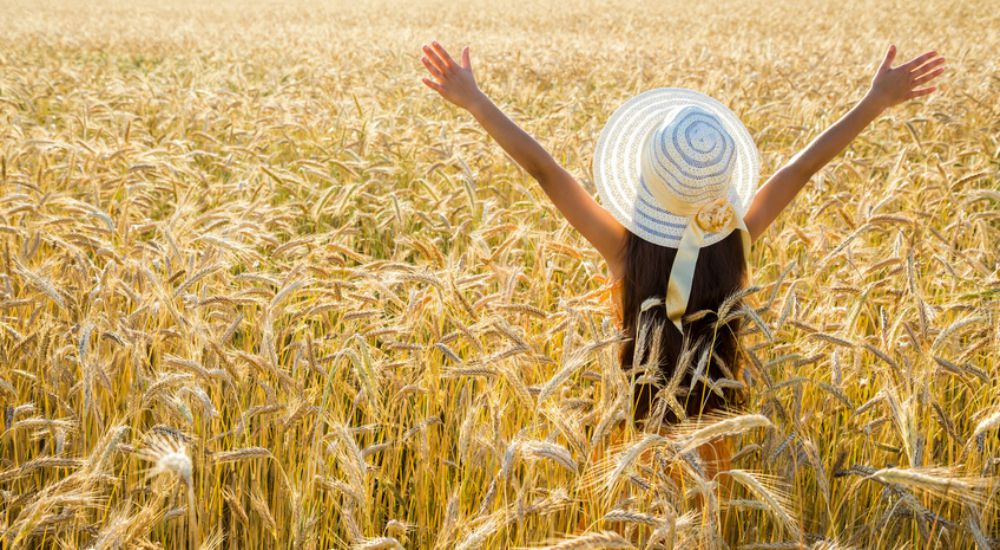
left=694, top=196, right=737, bottom=233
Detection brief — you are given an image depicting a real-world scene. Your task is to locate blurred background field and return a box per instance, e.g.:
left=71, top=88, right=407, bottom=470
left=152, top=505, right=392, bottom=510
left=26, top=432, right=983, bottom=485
left=0, top=0, right=998, bottom=548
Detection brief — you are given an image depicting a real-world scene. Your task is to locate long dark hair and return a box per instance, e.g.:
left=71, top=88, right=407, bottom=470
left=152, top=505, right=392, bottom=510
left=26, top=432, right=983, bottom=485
left=617, top=228, right=749, bottom=427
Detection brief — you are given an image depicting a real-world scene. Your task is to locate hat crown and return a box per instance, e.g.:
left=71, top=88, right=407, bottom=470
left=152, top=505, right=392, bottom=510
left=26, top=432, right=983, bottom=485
left=639, top=105, right=736, bottom=215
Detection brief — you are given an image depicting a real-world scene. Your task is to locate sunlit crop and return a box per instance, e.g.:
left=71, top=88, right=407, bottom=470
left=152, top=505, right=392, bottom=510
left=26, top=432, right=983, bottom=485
left=0, top=0, right=997, bottom=548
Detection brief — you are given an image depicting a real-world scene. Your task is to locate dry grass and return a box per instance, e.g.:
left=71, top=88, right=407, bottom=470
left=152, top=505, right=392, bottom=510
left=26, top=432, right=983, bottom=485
left=0, top=0, right=998, bottom=548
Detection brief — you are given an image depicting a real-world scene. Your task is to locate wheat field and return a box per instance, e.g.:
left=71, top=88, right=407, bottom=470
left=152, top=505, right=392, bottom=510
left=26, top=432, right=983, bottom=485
left=0, top=0, right=998, bottom=548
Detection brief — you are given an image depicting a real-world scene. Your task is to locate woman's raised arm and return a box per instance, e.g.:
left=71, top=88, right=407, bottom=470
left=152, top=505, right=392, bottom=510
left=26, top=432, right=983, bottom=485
left=420, top=41, right=627, bottom=278
left=743, top=45, right=946, bottom=242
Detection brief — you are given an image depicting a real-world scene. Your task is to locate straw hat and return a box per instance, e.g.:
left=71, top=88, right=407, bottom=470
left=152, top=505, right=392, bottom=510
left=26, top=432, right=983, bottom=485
left=592, top=88, right=759, bottom=332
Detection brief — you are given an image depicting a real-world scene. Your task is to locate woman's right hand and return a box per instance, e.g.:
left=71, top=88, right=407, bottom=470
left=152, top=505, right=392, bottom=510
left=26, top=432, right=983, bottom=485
left=420, top=41, right=486, bottom=111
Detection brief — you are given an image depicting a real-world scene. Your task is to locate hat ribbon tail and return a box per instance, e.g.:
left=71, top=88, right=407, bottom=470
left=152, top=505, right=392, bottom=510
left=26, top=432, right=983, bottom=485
left=665, top=206, right=751, bottom=333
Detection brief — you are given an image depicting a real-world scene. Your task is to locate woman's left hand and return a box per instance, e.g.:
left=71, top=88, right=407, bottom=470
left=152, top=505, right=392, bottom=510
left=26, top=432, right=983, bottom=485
left=865, top=45, right=946, bottom=111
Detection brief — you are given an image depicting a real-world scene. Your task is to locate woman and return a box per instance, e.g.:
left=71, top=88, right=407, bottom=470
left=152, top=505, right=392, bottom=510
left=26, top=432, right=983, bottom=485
left=418, top=41, right=944, bottom=481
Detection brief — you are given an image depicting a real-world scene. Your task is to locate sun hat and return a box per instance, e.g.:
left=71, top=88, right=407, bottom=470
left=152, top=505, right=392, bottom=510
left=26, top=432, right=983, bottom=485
left=592, top=87, right=759, bottom=333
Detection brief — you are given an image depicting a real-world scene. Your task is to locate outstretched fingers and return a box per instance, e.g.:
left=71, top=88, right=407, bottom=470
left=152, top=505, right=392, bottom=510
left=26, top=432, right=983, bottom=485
left=909, top=53, right=945, bottom=94
left=431, top=41, right=458, bottom=70
left=912, top=56, right=945, bottom=77
left=899, top=50, right=939, bottom=72
left=878, top=44, right=896, bottom=73
left=912, top=66, right=945, bottom=86
left=421, top=78, right=443, bottom=93
left=908, top=86, right=937, bottom=99
left=461, top=46, right=471, bottom=70
left=421, top=56, right=444, bottom=81
left=422, top=44, right=447, bottom=74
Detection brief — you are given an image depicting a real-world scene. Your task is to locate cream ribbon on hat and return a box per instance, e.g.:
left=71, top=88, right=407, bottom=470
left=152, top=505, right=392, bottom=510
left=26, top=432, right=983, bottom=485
left=638, top=109, right=752, bottom=333
left=664, top=196, right=751, bottom=333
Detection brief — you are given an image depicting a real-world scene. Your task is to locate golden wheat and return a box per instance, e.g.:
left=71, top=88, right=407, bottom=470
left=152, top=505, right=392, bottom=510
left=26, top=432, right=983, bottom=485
left=0, top=0, right=997, bottom=548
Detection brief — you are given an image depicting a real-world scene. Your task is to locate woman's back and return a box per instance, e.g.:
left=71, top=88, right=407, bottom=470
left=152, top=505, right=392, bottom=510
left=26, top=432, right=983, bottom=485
left=593, top=270, right=734, bottom=505
left=612, top=229, right=748, bottom=427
